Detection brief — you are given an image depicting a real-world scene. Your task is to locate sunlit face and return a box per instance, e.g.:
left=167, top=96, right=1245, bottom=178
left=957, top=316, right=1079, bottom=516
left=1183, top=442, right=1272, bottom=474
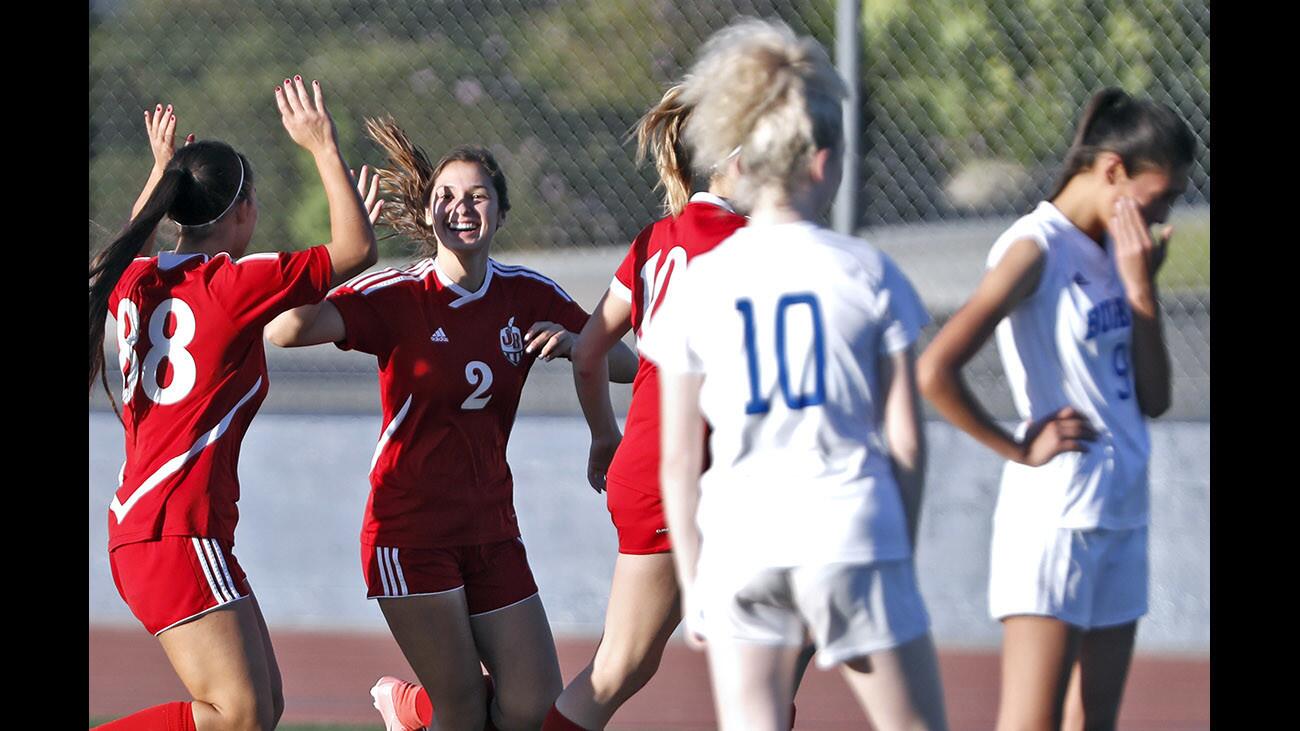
left=427, top=160, right=502, bottom=254
left=1103, top=161, right=1189, bottom=227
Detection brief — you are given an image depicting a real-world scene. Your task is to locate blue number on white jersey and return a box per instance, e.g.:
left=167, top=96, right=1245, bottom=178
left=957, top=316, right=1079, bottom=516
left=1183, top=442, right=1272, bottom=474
left=736, top=293, right=827, bottom=415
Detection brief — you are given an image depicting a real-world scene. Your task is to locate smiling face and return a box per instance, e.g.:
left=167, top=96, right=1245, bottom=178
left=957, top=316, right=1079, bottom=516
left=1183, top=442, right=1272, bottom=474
left=427, top=160, right=502, bottom=255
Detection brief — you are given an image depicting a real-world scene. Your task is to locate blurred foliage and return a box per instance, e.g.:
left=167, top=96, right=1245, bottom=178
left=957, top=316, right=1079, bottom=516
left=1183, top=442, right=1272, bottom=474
left=90, top=0, right=1207, bottom=254
left=859, top=0, right=1209, bottom=221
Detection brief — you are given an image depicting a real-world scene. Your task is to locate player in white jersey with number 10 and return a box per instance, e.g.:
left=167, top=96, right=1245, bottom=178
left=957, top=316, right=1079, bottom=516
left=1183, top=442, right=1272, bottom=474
left=917, top=89, right=1196, bottom=730
left=639, top=18, right=949, bottom=731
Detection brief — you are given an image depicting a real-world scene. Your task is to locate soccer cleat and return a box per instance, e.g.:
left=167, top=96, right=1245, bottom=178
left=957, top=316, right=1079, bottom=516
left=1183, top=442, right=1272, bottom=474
left=370, top=676, right=425, bottom=731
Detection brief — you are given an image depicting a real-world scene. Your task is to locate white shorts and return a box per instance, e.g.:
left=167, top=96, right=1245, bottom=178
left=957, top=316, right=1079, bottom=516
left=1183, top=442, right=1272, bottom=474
left=695, top=559, right=931, bottom=669
left=988, top=521, right=1148, bottom=629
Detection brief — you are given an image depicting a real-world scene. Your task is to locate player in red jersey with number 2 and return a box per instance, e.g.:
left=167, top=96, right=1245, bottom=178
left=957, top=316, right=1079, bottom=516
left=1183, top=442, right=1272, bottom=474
left=88, top=76, right=378, bottom=731
left=266, top=116, right=636, bottom=731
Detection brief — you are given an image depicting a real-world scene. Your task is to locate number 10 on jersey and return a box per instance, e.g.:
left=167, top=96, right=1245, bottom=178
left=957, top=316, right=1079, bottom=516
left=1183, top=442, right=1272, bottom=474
left=736, top=293, right=827, bottom=415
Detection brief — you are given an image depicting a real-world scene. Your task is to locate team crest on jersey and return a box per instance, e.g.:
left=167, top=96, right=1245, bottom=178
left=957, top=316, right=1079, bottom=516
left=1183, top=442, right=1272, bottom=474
left=499, top=317, right=524, bottom=365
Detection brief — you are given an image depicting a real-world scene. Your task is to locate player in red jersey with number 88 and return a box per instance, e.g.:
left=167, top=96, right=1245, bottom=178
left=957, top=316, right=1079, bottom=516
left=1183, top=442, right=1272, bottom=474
left=88, top=76, right=378, bottom=731
left=265, top=116, right=637, bottom=731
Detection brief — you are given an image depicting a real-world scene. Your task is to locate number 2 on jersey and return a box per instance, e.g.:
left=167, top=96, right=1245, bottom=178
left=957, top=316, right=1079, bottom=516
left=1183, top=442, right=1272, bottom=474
left=462, top=361, right=494, bottom=410
left=736, top=294, right=827, bottom=415
left=116, top=296, right=198, bottom=405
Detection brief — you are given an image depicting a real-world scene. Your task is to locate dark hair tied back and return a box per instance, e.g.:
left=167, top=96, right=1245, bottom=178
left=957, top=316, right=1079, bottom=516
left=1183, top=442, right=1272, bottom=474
left=89, top=139, right=254, bottom=407
left=1050, top=87, right=1197, bottom=199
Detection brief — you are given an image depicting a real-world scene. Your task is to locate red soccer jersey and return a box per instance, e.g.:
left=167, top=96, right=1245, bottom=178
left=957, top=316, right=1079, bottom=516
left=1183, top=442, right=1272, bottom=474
left=604, top=194, right=746, bottom=497
left=329, top=257, right=589, bottom=548
left=106, top=246, right=334, bottom=550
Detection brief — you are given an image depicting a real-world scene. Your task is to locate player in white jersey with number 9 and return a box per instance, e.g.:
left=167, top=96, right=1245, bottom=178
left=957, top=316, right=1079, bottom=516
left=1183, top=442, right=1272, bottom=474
left=88, top=77, right=378, bottom=731
left=917, top=89, right=1196, bottom=730
left=638, top=18, right=949, bottom=731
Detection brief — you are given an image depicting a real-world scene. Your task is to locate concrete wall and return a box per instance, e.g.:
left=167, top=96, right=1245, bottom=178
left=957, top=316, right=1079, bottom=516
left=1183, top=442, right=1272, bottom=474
left=89, top=414, right=1208, bottom=653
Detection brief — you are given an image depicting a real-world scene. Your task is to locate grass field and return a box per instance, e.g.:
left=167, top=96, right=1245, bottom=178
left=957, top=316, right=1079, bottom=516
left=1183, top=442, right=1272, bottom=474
left=1159, top=210, right=1211, bottom=293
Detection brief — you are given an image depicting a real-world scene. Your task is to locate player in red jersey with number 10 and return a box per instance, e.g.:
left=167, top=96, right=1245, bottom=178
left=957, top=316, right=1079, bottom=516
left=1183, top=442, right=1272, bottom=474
left=88, top=77, right=378, bottom=731
left=543, top=81, right=813, bottom=731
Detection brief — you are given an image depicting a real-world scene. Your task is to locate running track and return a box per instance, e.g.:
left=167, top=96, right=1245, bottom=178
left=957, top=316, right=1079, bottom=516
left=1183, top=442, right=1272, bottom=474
left=90, top=627, right=1208, bottom=730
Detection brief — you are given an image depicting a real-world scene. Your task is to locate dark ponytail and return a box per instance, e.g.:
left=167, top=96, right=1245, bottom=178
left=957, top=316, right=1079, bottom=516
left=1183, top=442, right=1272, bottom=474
left=89, top=141, right=251, bottom=401
left=1049, top=87, right=1197, bottom=199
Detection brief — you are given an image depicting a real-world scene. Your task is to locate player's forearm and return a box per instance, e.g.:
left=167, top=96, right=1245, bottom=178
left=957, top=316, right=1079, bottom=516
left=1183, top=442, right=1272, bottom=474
left=132, top=165, right=168, bottom=221
left=659, top=373, right=706, bottom=589
left=573, top=335, right=621, bottom=438
left=919, top=360, right=1023, bottom=463
left=661, top=468, right=703, bottom=589
left=605, top=341, right=638, bottom=383
left=265, top=303, right=328, bottom=347
left=1128, top=290, right=1172, bottom=418
left=314, top=147, right=378, bottom=287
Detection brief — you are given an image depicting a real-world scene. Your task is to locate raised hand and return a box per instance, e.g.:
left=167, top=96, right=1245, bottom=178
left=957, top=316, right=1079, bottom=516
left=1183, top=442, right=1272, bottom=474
left=1110, top=196, right=1171, bottom=297
left=351, top=165, right=386, bottom=225
left=1016, top=406, right=1097, bottom=467
left=142, top=103, right=194, bottom=170
left=274, top=75, right=339, bottom=156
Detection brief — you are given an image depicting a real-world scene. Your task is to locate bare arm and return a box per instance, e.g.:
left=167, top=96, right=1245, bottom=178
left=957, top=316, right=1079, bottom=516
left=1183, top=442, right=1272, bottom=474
left=880, top=346, right=925, bottom=548
left=570, top=290, right=634, bottom=491
left=265, top=167, right=384, bottom=348
left=265, top=300, right=347, bottom=347
left=275, top=76, right=378, bottom=287
left=130, top=104, right=194, bottom=250
left=917, top=238, right=1096, bottom=466
left=1110, top=197, right=1173, bottom=417
left=659, top=371, right=706, bottom=645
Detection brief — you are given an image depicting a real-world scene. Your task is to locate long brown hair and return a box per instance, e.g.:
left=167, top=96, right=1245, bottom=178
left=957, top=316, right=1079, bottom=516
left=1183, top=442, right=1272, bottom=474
left=89, top=141, right=252, bottom=402
left=365, top=116, right=510, bottom=258
left=1049, top=88, right=1197, bottom=199
left=634, top=83, right=694, bottom=217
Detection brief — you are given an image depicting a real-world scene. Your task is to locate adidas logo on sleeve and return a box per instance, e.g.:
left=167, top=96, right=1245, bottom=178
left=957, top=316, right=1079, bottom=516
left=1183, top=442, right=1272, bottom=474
left=430, top=327, right=450, bottom=343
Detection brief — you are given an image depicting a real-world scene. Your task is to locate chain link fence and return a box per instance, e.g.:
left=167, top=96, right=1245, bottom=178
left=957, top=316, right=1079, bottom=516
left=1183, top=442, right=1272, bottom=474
left=90, top=0, right=1209, bottom=419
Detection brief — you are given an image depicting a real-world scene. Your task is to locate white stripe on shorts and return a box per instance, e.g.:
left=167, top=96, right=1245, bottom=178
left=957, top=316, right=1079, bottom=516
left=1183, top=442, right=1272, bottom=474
left=193, top=538, right=232, bottom=603
left=377, top=547, right=394, bottom=596
left=207, top=539, right=243, bottom=601
left=390, top=548, right=410, bottom=595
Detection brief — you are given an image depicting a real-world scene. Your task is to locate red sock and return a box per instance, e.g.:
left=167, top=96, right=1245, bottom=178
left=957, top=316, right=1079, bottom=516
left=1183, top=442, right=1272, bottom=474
left=94, top=702, right=196, bottom=731
left=789, top=702, right=798, bottom=730
left=542, top=703, right=589, bottom=731
left=410, top=684, right=434, bottom=728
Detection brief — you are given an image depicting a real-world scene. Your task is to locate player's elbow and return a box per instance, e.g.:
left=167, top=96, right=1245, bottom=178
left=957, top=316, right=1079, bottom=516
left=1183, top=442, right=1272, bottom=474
left=915, top=349, right=944, bottom=402
left=571, top=335, right=607, bottom=381
left=264, top=315, right=303, bottom=348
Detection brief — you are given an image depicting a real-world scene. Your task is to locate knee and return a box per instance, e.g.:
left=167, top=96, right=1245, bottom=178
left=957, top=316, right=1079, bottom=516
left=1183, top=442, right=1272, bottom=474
left=589, top=642, right=663, bottom=702
left=494, top=673, right=562, bottom=729
left=210, top=700, right=276, bottom=731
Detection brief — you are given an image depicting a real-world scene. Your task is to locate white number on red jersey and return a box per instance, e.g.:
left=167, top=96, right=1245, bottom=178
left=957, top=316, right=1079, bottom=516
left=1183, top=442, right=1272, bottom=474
left=117, top=296, right=199, bottom=405
left=462, top=360, right=493, bottom=410
left=638, top=246, right=687, bottom=334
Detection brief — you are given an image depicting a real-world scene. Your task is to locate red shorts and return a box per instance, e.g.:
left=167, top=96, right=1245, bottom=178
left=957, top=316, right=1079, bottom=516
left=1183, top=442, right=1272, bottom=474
left=109, top=536, right=250, bottom=636
left=606, top=481, right=672, bottom=555
left=362, top=538, right=539, bottom=616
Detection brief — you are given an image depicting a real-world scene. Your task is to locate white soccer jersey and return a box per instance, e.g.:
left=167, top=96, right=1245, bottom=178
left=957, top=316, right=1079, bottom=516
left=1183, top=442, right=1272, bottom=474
left=640, top=221, right=930, bottom=572
left=989, top=201, right=1151, bottom=530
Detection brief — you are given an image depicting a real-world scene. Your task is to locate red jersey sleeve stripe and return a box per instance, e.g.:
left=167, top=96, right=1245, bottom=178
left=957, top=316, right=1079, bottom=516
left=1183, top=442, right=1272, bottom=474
left=108, top=376, right=264, bottom=523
